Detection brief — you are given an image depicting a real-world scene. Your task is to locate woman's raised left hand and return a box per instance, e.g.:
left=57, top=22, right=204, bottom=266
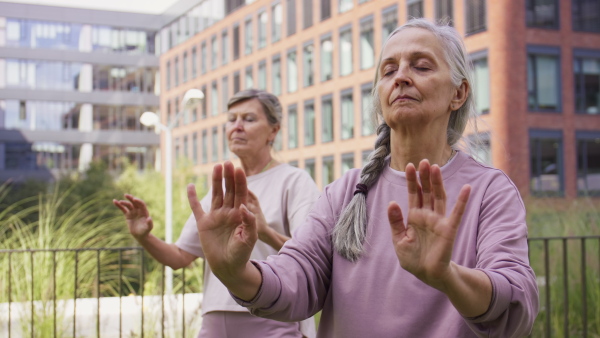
left=388, top=159, right=471, bottom=292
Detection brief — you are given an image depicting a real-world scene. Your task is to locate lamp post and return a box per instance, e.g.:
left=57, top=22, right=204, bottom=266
left=140, top=88, right=204, bottom=294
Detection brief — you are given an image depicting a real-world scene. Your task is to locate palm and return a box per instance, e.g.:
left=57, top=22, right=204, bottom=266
left=113, top=194, right=153, bottom=239
left=388, top=160, right=471, bottom=291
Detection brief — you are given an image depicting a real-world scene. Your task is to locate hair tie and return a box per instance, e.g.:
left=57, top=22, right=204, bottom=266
left=353, top=183, right=368, bottom=197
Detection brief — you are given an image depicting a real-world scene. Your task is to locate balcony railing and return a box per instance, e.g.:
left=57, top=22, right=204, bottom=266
left=1, top=236, right=599, bottom=337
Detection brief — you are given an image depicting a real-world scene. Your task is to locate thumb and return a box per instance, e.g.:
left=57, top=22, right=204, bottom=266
left=187, top=183, right=206, bottom=220
left=240, top=204, right=256, bottom=230
left=146, top=216, right=154, bottom=229
left=387, top=202, right=406, bottom=237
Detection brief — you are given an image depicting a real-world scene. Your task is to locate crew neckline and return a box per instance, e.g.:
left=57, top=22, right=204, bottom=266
left=246, top=162, right=287, bottom=182
left=380, top=150, right=466, bottom=187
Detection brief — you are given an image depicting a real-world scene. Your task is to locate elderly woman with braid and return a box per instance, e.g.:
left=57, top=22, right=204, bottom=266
left=186, top=19, right=539, bottom=337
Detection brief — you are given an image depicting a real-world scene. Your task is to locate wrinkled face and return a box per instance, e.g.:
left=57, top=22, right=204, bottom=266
left=225, top=98, right=279, bottom=157
left=377, top=27, right=459, bottom=130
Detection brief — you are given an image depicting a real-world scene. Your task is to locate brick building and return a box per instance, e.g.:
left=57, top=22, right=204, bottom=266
left=160, top=0, right=600, bottom=197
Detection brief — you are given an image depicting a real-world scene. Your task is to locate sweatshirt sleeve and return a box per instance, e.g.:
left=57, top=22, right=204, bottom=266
left=286, top=170, right=321, bottom=236
left=232, top=187, right=335, bottom=322
left=464, top=172, right=540, bottom=337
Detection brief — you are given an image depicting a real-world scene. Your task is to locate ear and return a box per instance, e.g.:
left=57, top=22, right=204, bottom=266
left=450, top=80, right=469, bottom=111
left=268, top=125, right=281, bottom=144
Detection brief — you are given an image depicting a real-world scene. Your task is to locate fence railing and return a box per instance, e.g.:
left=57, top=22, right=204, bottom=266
left=1, top=236, right=599, bottom=337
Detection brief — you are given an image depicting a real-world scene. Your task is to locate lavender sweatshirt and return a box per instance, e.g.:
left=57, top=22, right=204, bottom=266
left=235, top=151, right=539, bottom=337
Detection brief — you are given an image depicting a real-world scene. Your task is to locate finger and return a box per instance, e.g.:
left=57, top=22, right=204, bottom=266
left=187, top=183, right=206, bottom=220
left=430, top=165, right=447, bottom=215
left=247, top=190, right=260, bottom=209
left=129, top=196, right=150, bottom=217
left=448, top=185, right=472, bottom=230
left=222, top=161, right=236, bottom=208
left=233, top=167, right=248, bottom=209
left=405, top=163, right=422, bottom=209
left=418, top=160, right=432, bottom=210
left=240, top=204, right=256, bottom=231
left=113, top=200, right=129, bottom=214
left=211, top=164, right=224, bottom=210
left=118, top=200, right=134, bottom=210
left=387, top=202, right=406, bottom=238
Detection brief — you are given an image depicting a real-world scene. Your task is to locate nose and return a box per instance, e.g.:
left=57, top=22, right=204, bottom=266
left=230, top=116, right=244, bottom=129
left=393, top=63, right=412, bottom=86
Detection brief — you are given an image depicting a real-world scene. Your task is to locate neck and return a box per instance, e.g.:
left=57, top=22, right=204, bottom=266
left=239, top=149, right=277, bottom=176
left=388, top=126, right=453, bottom=171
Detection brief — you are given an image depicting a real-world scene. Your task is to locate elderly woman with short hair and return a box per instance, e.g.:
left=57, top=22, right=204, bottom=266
left=187, top=19, right=539, bottom=337
left=114, top=89, right=319, bottom=338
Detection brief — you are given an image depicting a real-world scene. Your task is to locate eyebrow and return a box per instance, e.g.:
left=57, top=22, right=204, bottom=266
left=380, top=51, right=437, bottom=67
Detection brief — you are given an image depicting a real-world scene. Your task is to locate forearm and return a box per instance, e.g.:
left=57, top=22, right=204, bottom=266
left=441, top=262, right=493, bottom=318
left=259, top=228, right=290, bottom=251
left=135, top=233, right=193, bottom=269
left=214, top=260, right=263, bottom=301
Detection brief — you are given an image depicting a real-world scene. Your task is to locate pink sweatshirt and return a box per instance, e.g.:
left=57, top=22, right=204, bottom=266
left=234, top=151, right=539, bottom=337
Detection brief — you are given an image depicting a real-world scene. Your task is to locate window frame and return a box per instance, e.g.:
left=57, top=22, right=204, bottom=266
left=529, top=129, right=564, bottom=197
left=527, top=45, right=562, bottom=113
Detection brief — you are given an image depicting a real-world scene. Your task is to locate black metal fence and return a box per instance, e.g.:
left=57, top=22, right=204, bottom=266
left=1, top=236, right=599, bottom=337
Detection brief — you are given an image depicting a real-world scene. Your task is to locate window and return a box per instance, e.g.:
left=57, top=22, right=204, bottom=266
left=465, top=0, right=486, bottom=35
left=201, top=42, right=207, bottom=74
left=258, top=10, right=268, bottom=49
left=304, top=100, right=315, bottom=146
left=289, top=160, right=298, bottom=167
left=303, top=0, right=313, bottom=29
left=574, top=51, right=600, bottom=115
left=530, top=130, right=563, bottom=196
left=339, top=26, right=353, bottom=76
left=303, top=43, right=314, bottom=87
left=272, top=2, right=283, bottom=43
left=471, top=51, right=490, bottom=115
left=222, top=76, right=229, bottom=112
left=339, top=0, right=353, bottom=13
left=322, top=156, right=334, bottom=187
left=360, top=16, right=375, bottom=70
left=233, top=23, right=240, bottom=60
left=193, top=132, right=198, bottom=164
left=287, top=0, right=297, bottom=36
left=228, top=72, right=238, bottom=95
left=305, top=158, right=316, bottom=180
left=222, top=30, right=229, bottom=65
left=526, top=0, right=559, bottom=29
left=435, top=0, right=453, bottom=24
left=211, top=81, right=219, bottom=116
left=572, top=0, right=600, bottom=32
left=223, top=124, right=229, bottom=160
left=382, top=5, right=398, bottom=42
left=341, top=153, right=354, bottom=175
left=212, top=127, right=219, bottom=162
left=174, top=57, right=180, bottom=86
left=245, top=66, right=254, bottom=89
left=211, top=35, right=218, bottom=69
left=183, top=135, right=189, bottom=160
left=577, top=132, right=600, bottom=196
left=287, top=49, right=298, bottom=93
left=341, top=89, right=354, bottom=139
left=258, top=60, right=267, bottom=90
left=361, top=83, right=375, bottom=135
left=321, top=34, right=333, bottom=81
left=202, top=130, right=208, bottom=163
left=245, top=18, right=253, bottom=55
left=407, top=0, right=423, bottom=19
left=288, top=104, right=298, bottom=149
left=322, top=95, right=334, bottom=143
left=272, top=55, right=282, bottom=95
left=191, top=48, right=197, bottom=79
left=528, top=47, right=560, bottom=111
left=166, top=61, right=171, bottom=90
left=201, top=85, right=207, bottom=119
left=175, top=137, right=180, bottom=161
left=320, top=0, right=332, bottom=21
left=191, top=108, right=197, bottom=123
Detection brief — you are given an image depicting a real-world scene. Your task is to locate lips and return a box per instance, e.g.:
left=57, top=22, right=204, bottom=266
left=392, top=94, right=417, bottom=103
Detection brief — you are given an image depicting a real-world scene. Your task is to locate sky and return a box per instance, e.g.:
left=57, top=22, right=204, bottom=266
left=1, top=0, right=181, bottom=13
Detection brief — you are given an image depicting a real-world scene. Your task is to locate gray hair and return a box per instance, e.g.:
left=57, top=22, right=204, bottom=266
left=332, top=18, right=480, bottom=261
left=227, top=89, right=282, bottom=127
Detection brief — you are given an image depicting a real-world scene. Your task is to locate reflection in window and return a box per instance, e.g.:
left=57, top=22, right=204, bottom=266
left=465, top=0, right=486, bottom=35
left=202, top=130, right=208, bottom=164
left=201, top=42, right=207, bottom=74
left=303, top=44, right=314, bottom=87
left=258, top=61, right=267, bottom=90
left=288, top=105, right=298, bottom=149
left=4, top=100, right=80, bottom=131
left=572, top=0, right=600, bottom=33
left=222, top=76, right=229, bottom=113
left=5, top=59, right=82, bottom=91
left=574, top=56, right=600, bottom=114
left=341, top=153, right=354, bottom=175
left=382, top=6, right=398, bottom=41
left=530, top=132, right=563, bottom=196
left=407, top=0, right=424, bottom=19
left=435, top=0, right=454, bottom=24
left=212, top=127, right=219, bottom=162
left=320, top=36, right=333, bottom=82
left=233, top=24, right=240, bottom=60
left=5, top=19, right=83, bottom=51
left=361, top=84, right=374, bottom=136
left=193, top=132, right=198, bottom=164
left=577, top=136, right=600, bottom=196
left=92, top=26, right=154, bottom=54
left=339, top=0, right=353, bottom=13
left=528, top=53, right=560, bottom=111
left=341, top=90, right=354, bottom=140
left=245, top=19, right=253, bottom=55
left=339, top=28, right=353, bottom=76
left=305, top=158, right=315, bottom=181
left=303, top=0, right=313, bottom=29
left=526, top=0, right=559, bottom=29
left=245, top=66, right=254, bottom=89
left=472, top=56, right=490, bottom=114
left=360, top=17, right=375, bottom=70
left=192, top=47, right=197, bottom=79
left=287, top=50, right=298, bottom=93
left=272, top=56, right=282, bottom=95
left=211, top=35, right=218, bottom=69
left=223, top=124, right=229, bottom=160
left=322, top=96, right=334, bottom=143
left=258, top=11, right=268, bottom=49
left=304, top=101, right=315, bottom=146
left=272, top=3, right=283, bottom=43
left=211, top=82, right=219, bottom=116
left=287, top=0, right=297, bottom=36
left=222, top=31, right=229, bottom=65
left=322, top=156, right=334, bottom=187
left=321, top=0, right=331, bottom=21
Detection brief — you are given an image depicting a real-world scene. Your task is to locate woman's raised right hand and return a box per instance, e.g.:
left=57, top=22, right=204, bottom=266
left=113, top=194, right=154, bottom=240
left=187, top=161, right=258, bottom=283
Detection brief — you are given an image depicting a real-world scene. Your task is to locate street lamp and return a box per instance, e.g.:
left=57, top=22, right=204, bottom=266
left=140, top=88, right=204, bottom=294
